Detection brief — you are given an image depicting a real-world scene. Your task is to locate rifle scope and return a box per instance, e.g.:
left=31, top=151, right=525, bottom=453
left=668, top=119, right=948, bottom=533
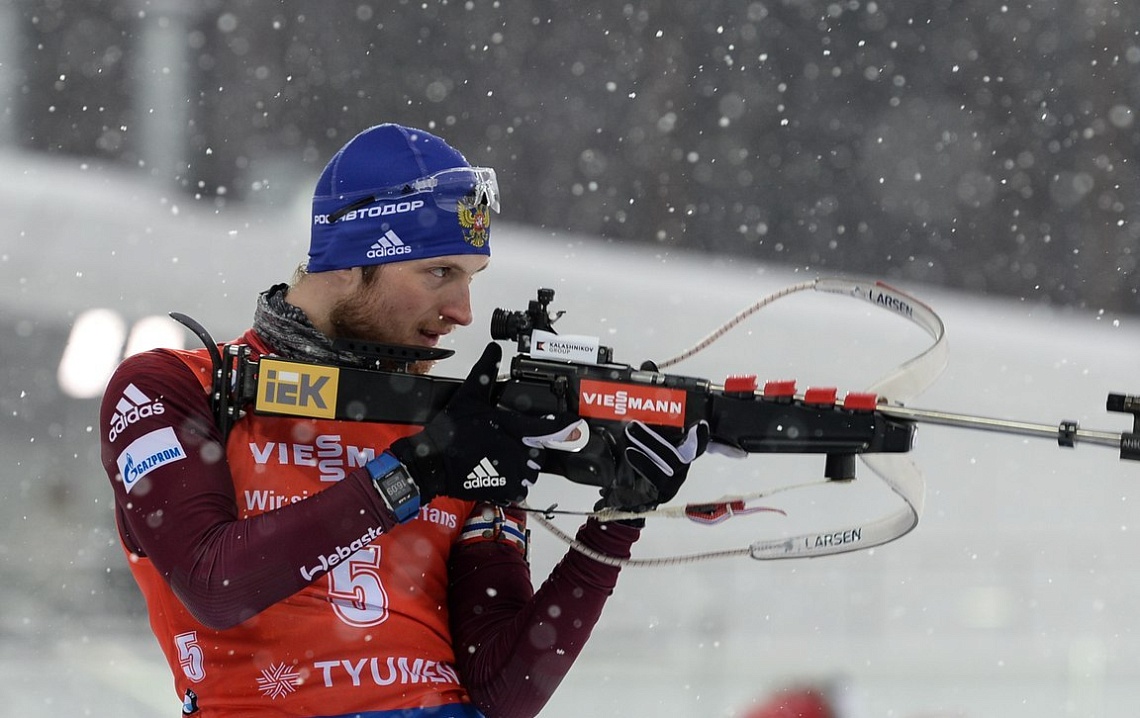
left=491, top=287, right=558, bottom=341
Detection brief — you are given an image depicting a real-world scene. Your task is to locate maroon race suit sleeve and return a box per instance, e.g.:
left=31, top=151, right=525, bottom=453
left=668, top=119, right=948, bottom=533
left=448, top=511, right=639, bottom=718
left=99, top=349, right=401, bottom=630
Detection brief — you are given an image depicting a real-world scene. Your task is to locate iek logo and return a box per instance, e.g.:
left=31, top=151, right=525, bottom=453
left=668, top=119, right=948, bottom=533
left=256, top=359, right=339, bottom=419
left=263, top=369, right=329, bottom=408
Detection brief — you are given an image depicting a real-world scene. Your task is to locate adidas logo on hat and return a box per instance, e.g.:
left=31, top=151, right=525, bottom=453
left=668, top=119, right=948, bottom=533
left=366, top=229, right=412, bottom=259
left=463, top=457, right=507, bottom=491
left=107, top=383, right=165, bottom=443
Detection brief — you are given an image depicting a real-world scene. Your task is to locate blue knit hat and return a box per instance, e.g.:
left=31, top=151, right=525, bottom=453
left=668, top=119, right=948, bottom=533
left=309, top=124, right=497, bottom=272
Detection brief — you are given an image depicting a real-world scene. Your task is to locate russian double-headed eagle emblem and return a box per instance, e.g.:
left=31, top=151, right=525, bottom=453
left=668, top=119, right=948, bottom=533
left=459, top=203, right=490, bottom=248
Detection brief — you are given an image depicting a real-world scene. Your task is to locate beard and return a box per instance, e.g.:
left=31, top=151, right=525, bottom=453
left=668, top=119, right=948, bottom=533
left=328, top=284, right=436, bottom=375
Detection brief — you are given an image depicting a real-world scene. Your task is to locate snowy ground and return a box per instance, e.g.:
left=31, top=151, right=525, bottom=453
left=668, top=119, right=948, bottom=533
left=5, top=155, right=1140, bottom=716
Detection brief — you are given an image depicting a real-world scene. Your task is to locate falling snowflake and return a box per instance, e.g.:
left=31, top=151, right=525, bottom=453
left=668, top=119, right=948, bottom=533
left=257, top=663, right=302, bottom=699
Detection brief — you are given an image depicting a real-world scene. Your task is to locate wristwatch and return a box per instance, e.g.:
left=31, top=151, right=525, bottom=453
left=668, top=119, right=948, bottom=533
left=366, top=451, right=421, bottom=524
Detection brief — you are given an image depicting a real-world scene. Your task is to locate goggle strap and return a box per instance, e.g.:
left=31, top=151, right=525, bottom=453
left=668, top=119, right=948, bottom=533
left=329, top=195, right=377, bottom=224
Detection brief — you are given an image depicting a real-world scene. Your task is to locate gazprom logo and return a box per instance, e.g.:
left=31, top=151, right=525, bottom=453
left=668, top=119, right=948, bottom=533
left=117, top=426, right=186, bottom=493
left=256, top=358, right=339, bottom=419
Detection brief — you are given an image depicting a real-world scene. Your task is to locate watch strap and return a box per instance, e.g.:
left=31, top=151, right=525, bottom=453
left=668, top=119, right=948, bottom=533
left=367, top=451, right=421, bottom=523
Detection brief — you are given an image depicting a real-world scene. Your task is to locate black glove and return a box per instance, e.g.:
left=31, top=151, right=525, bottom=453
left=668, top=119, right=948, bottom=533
left=598, top=419, right=710, bottom=512
left=389, top=342, right=584, bottom=504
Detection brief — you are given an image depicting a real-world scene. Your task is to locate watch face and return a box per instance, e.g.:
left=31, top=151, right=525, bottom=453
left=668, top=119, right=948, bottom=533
left=380, top=471, right=416, bottom=504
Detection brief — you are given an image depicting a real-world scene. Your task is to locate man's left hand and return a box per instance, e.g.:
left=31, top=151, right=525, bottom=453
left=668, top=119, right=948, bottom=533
left=599, top=420, right=710, bottom=513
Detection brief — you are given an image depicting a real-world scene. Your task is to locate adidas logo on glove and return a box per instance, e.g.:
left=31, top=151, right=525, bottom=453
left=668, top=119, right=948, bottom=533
left=464, top=457, right=507, bottom=490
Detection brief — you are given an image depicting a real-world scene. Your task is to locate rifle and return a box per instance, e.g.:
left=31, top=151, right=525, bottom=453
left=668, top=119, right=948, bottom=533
left=175, top=287, right=916, bottom=490
left=171, top=280, right=1140, bottom=562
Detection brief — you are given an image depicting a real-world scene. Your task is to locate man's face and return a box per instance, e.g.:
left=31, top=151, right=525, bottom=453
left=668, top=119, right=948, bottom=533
left=329, top=254, right=489, bottom=373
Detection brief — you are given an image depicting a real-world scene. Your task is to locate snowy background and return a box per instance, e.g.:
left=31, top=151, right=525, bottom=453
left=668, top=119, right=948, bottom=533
left=4, top=153, right=1140, bottom=716
left=3, top=1, right=1138, bottom=311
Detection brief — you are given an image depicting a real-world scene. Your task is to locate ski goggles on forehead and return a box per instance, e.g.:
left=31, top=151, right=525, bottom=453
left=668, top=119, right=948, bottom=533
left=411, top=166, right=500, bottom=213
left=327, top=166, right=499, bottom=223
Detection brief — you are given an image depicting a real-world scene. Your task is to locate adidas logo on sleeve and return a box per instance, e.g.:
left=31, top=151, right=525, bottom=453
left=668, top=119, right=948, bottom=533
left=463, top=457, right=507, bottom=490
left=366, top=230, right=412, bottom=259
left=108, top=383, right=165, bottom=443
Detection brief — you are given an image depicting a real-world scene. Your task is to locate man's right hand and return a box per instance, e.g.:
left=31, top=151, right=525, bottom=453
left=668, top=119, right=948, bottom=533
left=389, top=342, right=585, bottom=504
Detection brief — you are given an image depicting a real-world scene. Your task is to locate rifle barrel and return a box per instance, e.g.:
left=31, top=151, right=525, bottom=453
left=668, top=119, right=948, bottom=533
left=878, top=404, right=1123, bottom=450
